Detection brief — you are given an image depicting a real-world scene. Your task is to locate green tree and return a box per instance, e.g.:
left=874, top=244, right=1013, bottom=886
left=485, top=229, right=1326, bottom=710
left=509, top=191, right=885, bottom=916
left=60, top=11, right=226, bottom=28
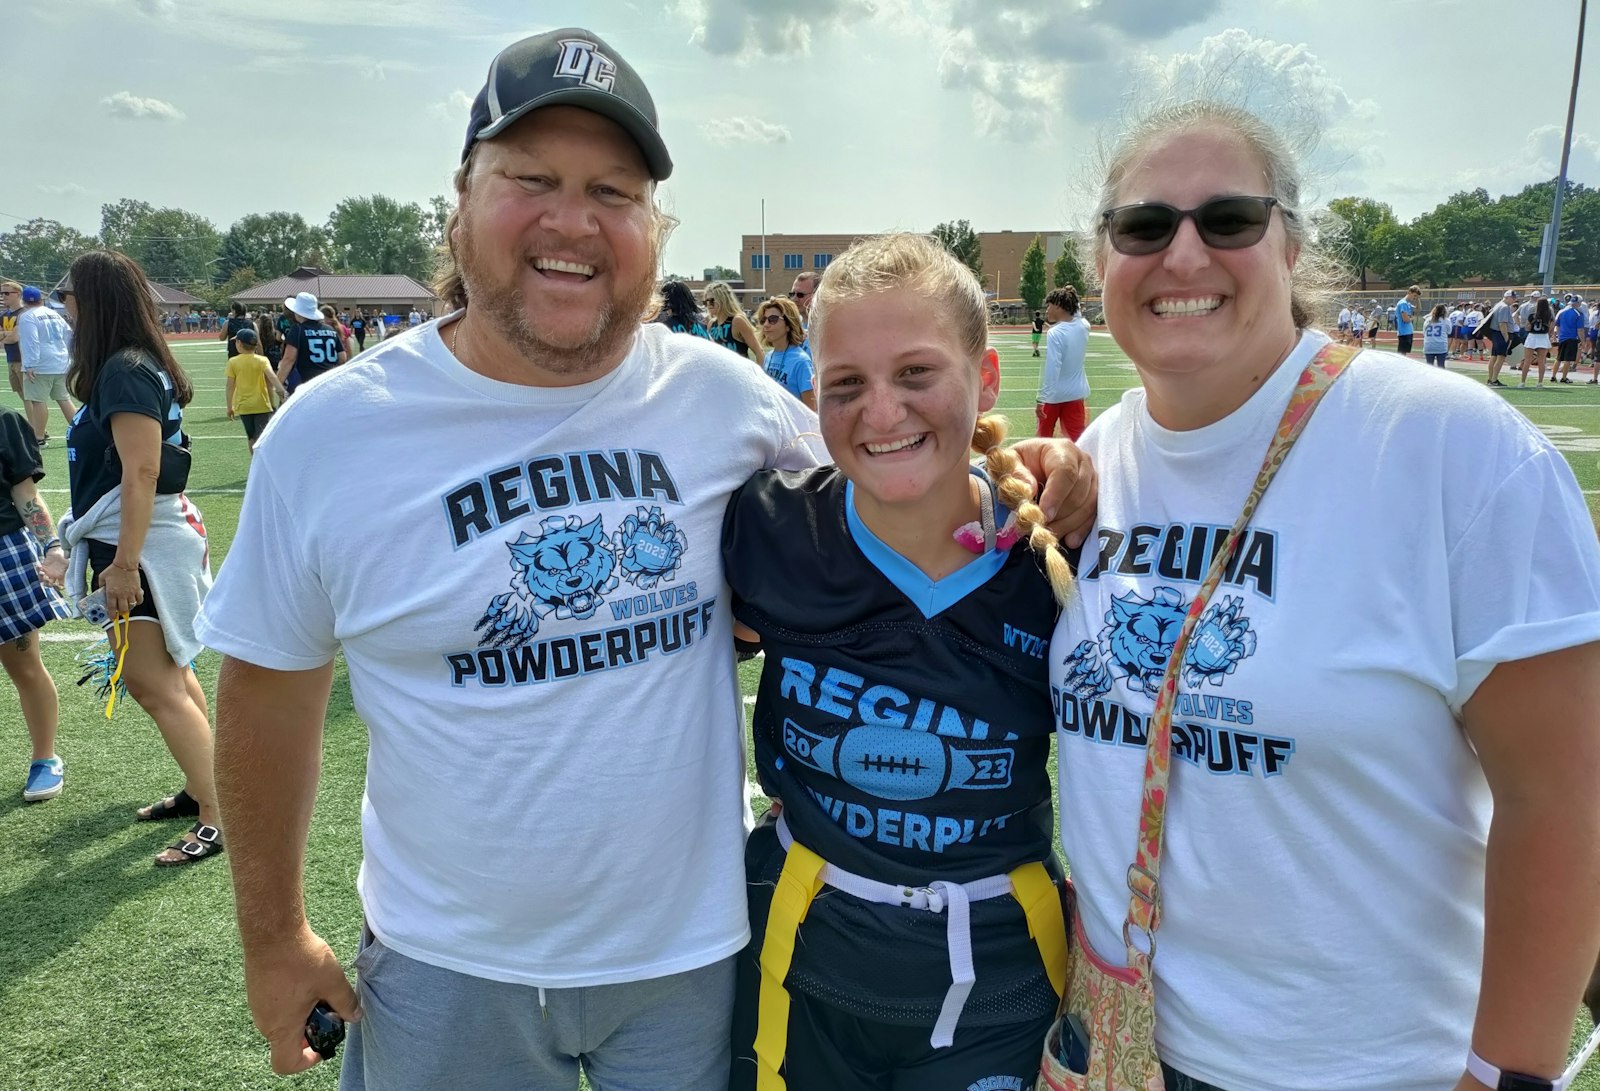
left=199, top=264, right=259, bottom=310
left=99, top=199, right=220, bottom=285
left=930, top=219, right=983, bottom=278
left=217, top=213, right=327, bottom=281
left=1052, top=244, right=1086, bottom=293
left=0, top=218, right=99, bottom=287
left=707, top=265, right=741, bottom=281
left=1423, top=189, right=1527, bottom=283
left=423, top=195, right=452, bottom=251
left=1327, top=197, right=1397, bottom=290
left=326, top=195, right=431, bottom=278
left=1018, top=235, right=1047, bottom=313
left=1371, top=221, right=1447, bottom=288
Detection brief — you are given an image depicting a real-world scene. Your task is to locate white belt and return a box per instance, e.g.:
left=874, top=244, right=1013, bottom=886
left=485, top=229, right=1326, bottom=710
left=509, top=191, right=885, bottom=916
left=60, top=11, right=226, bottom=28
left=775, top=814, right=1014, bottom=1048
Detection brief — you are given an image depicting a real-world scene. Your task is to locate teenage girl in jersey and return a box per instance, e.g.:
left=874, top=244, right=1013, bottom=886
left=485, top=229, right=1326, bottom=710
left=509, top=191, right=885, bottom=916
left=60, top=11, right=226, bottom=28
left=724, top=232, right=1074, bottom=1091
left=704, top=281, right=765, bottom=370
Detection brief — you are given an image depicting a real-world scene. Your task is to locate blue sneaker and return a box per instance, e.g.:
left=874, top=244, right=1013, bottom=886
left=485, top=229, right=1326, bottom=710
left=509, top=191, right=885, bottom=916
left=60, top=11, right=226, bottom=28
left=23, top=757, right=64, bottom=802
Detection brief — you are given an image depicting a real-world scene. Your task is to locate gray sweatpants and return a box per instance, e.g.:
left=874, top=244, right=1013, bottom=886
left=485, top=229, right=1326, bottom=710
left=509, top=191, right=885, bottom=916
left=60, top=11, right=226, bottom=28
left=338, top=933, right=736, bottom=1091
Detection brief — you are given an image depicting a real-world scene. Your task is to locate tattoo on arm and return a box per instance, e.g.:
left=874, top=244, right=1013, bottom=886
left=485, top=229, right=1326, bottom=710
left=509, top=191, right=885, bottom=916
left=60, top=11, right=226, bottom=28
left=18, top=497, right=53, bottom=547
left=13, top=634, right=29, bottom=651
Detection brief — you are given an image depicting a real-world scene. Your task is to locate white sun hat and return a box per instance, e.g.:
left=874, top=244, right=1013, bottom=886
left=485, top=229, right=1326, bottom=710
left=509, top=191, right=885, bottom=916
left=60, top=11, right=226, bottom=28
left=284, top=291, right=321, bottom=320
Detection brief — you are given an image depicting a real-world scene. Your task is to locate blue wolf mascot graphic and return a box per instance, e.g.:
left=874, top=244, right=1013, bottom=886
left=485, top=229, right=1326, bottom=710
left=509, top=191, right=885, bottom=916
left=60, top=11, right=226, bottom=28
left=476, top=514, right=620, bottom=647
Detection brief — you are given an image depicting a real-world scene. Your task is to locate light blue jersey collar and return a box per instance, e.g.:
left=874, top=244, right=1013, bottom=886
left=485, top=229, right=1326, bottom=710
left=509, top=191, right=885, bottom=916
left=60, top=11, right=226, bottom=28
left=844, top=475, right=1009, bottom=619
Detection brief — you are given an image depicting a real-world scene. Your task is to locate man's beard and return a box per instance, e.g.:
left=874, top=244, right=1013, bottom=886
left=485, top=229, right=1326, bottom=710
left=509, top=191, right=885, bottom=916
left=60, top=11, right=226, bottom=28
left=456, top=212, right=656, bottom=378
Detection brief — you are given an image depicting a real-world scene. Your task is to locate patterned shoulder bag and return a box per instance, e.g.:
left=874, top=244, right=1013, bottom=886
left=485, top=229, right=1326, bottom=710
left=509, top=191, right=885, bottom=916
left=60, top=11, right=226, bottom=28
left=1037, top=341, right=1360, bottom=1091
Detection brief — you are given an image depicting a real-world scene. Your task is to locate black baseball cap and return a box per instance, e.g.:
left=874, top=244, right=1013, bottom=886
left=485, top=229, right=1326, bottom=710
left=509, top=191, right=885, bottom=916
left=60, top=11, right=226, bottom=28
left=462, top=28, right=672, bottom=180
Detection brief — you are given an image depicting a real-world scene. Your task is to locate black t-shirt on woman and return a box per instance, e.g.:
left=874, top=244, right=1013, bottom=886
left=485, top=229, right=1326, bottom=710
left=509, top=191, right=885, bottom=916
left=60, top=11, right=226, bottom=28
left=66, top=349, right=186, bottom=515
left=224, top=315, right=254, bottom=358
left=0, top=407, right=45, bottom=535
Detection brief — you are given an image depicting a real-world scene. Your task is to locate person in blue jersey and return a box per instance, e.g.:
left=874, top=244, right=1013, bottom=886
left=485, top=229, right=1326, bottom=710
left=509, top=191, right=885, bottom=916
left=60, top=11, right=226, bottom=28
left=704, top=280, right=765, bottom=368
left=758, top=295, right=815, bottom=409
left=725, top=233, right=1075, bottom=1091
left=59, top=251, right=218, bottom=867
left=1554, top=294, right=1585, bottom=384
left=1394, top=284, right=1420, bottom=355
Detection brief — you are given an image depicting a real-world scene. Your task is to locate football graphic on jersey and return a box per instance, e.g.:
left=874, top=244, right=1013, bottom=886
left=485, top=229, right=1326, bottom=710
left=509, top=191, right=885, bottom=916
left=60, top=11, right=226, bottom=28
left=783, top=719, right=1013, bottom=801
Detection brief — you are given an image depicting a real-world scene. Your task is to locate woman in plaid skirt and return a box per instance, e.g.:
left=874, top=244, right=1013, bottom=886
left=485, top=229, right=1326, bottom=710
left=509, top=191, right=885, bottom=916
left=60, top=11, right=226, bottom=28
left=0, top=403, right=69, bottom=801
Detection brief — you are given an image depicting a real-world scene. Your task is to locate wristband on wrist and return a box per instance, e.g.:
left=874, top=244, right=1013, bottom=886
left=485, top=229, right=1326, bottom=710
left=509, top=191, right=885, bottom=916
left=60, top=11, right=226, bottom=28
left=110, top=558, right=140, bottom=573
left=42, top=537, right=61, bottom=553
left=1467, top=1048, right=1561, bottom=1091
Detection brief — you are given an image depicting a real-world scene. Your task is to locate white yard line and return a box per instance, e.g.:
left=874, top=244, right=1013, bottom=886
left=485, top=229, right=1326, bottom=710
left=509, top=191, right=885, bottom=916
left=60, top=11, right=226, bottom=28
left=38, top=486, right=244, bottom=495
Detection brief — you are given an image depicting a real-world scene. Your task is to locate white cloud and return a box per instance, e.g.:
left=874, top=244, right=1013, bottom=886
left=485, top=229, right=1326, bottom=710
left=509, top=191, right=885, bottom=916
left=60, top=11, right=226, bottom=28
left=359, top=58, right=424, bottom=81
left=37, top=183, right=87, bottom=196
left=101, top=91, right=185, bottom=122
left=133, top=0, right=175, bottom=16
left=934, top=0, right=1232, bottom=140
left=677, top=0, right=879, bottom=56
left=1132, top=30, right=1380, bottom=171
left=429, top=89, right=477, bottom=121
left=1445, top=126, right=1600, bottom=201
left=699, top=116, right=792, bottom=145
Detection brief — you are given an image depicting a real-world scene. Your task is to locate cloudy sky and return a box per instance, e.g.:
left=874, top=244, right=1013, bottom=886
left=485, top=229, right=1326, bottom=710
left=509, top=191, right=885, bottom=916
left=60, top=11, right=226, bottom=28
left=5, top=0, right=1596, bottom=278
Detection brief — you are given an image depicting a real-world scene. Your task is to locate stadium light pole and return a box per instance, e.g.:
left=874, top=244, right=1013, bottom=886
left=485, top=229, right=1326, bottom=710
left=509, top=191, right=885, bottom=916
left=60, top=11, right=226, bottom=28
left=760, top=198, right=767, bottom=295
left=1543, top=0, right=1586, bottom=293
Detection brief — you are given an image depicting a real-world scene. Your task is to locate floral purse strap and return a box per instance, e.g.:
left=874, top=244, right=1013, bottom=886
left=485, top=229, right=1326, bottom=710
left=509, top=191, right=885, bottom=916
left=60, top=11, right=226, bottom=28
left=1121, top=341, right=1361, bottom=964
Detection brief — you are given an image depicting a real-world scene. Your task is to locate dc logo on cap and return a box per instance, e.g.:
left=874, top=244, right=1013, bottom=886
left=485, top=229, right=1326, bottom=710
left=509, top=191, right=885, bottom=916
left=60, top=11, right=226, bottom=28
left=554, top=39, right=616, bottom=92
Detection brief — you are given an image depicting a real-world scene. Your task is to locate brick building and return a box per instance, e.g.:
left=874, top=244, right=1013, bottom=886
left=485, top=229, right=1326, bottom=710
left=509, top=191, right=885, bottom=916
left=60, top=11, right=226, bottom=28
left=738, top=230, right=1072, bottom=302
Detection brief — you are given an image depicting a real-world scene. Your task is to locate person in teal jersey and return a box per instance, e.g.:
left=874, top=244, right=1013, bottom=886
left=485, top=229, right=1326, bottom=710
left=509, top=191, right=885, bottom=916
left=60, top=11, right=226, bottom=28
left=1394, top=284, right=1420, bottom=355
left=703, top=281, right=764, bottom=368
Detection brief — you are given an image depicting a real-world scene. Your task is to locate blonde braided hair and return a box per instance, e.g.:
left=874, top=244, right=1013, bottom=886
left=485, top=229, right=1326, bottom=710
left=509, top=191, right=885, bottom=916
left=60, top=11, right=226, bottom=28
left=972, top=413, right=1075, bottom=605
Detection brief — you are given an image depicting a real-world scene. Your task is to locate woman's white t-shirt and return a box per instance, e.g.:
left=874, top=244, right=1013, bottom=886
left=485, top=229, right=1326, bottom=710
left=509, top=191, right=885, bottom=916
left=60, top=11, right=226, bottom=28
left=1050, top=330, right=1600, bottom=1091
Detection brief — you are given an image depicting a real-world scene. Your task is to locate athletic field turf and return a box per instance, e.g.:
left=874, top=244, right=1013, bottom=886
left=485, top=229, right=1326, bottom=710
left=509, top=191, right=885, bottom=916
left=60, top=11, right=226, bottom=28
left=2, top=331, right=1597, bottom=1089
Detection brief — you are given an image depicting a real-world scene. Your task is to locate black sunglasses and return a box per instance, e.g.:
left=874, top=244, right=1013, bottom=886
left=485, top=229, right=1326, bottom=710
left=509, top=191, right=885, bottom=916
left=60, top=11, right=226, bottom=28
left=1102, top=196, right=1290, bottom=256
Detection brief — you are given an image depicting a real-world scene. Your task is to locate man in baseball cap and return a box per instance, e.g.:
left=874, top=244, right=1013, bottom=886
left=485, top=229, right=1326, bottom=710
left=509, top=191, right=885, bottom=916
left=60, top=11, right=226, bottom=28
left=204, top=26, right=1097, bottom=1090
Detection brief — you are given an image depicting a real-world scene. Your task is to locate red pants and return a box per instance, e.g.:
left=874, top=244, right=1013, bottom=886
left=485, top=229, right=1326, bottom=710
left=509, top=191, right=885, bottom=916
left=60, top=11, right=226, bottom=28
left=1036, top=399, right=1087, bottom=441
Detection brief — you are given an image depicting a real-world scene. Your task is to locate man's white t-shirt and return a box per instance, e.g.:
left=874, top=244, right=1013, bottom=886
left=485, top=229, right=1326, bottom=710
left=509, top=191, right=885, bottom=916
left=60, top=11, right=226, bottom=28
left=1049, top=330, right=1600, bottom=1091
left=196, top=319, right=821, bottom=988
left=17, top=306, right=71, bottom=374
left=1038, top=316, right=1091, bottom=403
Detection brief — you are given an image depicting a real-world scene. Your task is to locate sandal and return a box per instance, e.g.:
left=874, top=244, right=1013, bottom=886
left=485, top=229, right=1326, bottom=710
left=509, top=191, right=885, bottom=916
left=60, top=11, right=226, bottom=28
left=136, top=789, right=199, bottom=822
left=154, top=822, right=224, bottom=867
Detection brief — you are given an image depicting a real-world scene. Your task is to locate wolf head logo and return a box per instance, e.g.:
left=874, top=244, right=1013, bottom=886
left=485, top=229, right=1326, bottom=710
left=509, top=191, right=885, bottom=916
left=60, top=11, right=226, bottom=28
left=1100, top=586, right=1189, bottom=697
left=475, top=514, right=620, bottom=647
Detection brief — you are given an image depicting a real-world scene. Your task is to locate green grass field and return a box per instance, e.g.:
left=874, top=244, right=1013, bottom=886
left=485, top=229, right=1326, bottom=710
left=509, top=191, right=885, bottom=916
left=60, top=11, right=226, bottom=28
left=2, top=331, right=1597, bottom=1089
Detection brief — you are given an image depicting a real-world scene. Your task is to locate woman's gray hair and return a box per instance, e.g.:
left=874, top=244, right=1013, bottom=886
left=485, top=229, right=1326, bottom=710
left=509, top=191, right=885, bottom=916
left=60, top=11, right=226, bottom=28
left=1080, top=100, right=1345, bottom=330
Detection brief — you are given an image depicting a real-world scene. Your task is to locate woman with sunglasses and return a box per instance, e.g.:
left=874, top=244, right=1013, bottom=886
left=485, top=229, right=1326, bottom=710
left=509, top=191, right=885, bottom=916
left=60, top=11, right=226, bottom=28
left=1048, top=102, right=1600, bottom=1091
left=757, top=296, right=814, bottom=410
left=704, top=281, right=764, bottom=369
left=59, top=252, right=222, bottom=867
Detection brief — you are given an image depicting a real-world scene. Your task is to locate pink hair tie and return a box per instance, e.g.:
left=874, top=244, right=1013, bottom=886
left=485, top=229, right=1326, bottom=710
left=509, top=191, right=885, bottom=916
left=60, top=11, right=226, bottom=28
left=953, top=472, right=1021, bottom=553
left=954, top=516, right=1022, bottom=554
